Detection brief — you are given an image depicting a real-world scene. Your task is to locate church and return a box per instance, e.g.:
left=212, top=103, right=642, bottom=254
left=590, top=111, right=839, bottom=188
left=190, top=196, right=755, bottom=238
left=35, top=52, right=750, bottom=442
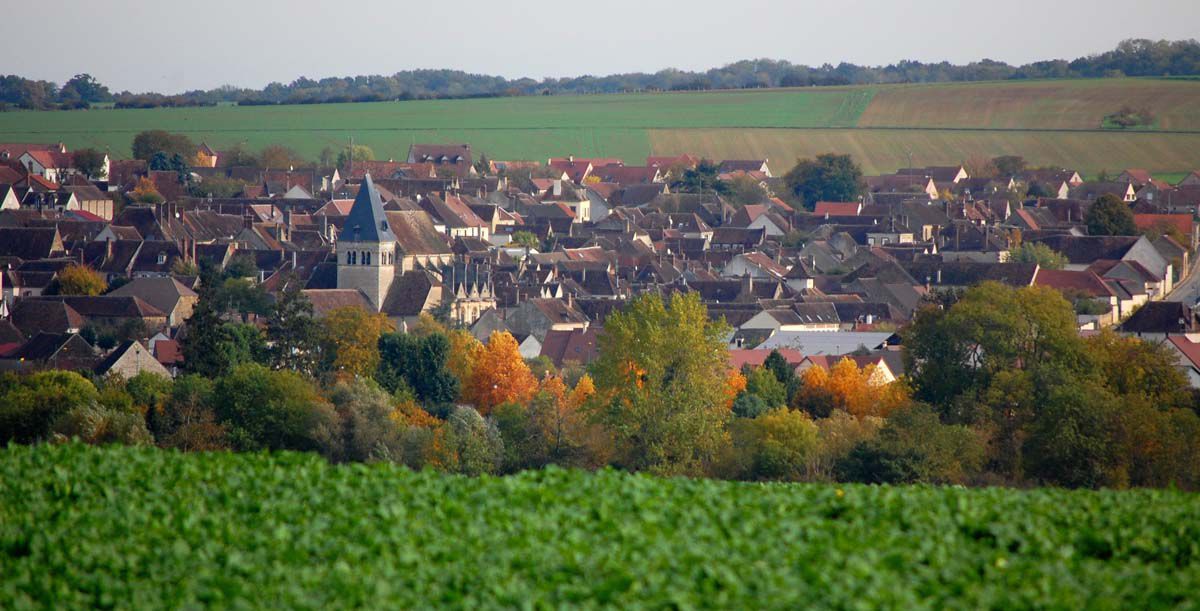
left=335, top=174, right=495, bottom=326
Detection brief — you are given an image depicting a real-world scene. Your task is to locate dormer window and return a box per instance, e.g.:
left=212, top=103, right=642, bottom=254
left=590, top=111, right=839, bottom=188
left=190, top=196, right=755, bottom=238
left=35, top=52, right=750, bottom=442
left=157, top=252, right=167, bottom=265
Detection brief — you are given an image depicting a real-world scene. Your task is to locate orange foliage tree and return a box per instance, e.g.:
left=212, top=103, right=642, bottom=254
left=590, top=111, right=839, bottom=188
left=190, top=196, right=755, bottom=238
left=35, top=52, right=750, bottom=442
left=445, top=329, right=483, bottom=399
left=792, top=358, right=909, bottom=419
left=465, top=331, right=537, bottom=414
left=131, top=177, right=164, bottom=204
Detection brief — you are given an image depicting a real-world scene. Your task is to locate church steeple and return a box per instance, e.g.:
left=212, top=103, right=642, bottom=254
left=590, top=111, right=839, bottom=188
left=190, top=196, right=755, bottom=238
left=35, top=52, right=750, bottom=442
left=343, top=173, right=396, bottom=243
left=337, top=173, right=397, bottom=311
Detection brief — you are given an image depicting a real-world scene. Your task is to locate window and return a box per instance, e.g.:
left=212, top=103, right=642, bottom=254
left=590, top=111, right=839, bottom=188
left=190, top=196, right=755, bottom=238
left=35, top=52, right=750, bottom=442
left=157, top=252, right=167, bottom=264
left=363, top=251, right=371, bottom=265
left=348, top=251, right=357, bottom=265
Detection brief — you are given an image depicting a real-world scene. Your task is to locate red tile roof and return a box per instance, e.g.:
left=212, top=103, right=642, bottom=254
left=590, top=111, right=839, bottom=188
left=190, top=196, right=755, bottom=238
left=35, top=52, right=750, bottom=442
left=1168, top=335, right=1200, bottom=370
left=727, top=348, right=804, bottom=370
left=813, top=201, right=861, bottom=216
left=1134, top=214, right=1193, bottom=238
left=1033, top=269, right=1115, bottom=297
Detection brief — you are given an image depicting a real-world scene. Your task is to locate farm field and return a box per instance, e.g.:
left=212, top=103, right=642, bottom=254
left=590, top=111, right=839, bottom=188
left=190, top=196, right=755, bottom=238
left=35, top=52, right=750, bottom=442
left=649, top=127, right=1200, bottom=176
left=0, top=78, right=1198, bottom=174
left=2, top=444, right=1198, bottom=609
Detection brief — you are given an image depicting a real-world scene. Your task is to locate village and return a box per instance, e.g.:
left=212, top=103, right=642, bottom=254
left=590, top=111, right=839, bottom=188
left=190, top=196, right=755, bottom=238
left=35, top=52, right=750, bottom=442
left=1, top=139, right=1199, bottom=384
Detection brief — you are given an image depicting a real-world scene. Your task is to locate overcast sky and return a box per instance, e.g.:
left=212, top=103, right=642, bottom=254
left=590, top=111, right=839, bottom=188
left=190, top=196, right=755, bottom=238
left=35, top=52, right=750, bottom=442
left=8, top=0, right=1199, bottom=93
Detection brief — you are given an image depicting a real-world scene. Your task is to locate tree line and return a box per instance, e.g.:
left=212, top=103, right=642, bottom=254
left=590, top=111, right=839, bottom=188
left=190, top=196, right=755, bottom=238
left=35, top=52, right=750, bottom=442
left=3, top=39, right=1197, bottom=110
left=1, top=260, right=1197, bottom=488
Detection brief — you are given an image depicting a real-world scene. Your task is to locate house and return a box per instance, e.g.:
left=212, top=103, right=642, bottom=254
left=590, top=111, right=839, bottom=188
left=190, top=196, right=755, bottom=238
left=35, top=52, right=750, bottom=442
left=756, top=330, right=899, bottom=355
left=473, top=298, right=588, bottom=344
left=0, top=332, right=97, bottom=373
left=717, top=159, right=771, bottom=177
left=813, top=201, right=862, bottom=217
left=741, top=304, right=841, bottom=332
left=722, top=252, right=789, bottom=280
left=897, top=166, right=969, bottom=184
left=0, top=227, right=65, bottom=260
left=94, top=340, right=172, bottom=379
left=1071, top=181, right=1137, bottom=202
left=107, top=277, right=199, bottom=327
left=1119, top=301, right=1197, bottom=342
left=61, top=185, right=114, bottom=220
left=406, top=144, right=475, bottom=178
left=539, top=327, right=600, bottom=368
left=1032, top=268, right=1119, bottom=326
left=1032, top=235, right=1173, bottom=298
left=195, top=143, right=219, bottom=168
left=1134, top=214, right=1197, bottom=250
left=1166, top=335, right=1200, bottom=388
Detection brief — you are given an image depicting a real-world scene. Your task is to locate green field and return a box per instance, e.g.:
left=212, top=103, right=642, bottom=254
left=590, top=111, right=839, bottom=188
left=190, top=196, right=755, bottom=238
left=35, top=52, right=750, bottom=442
left=0, top=78, right=1198, bottom=174
left=3, top=444, right=1198, bottom=608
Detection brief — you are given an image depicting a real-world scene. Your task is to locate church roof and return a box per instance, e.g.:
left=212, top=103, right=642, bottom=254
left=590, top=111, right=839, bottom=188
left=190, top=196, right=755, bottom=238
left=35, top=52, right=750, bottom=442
left=342, top=173, right=396, bottom=243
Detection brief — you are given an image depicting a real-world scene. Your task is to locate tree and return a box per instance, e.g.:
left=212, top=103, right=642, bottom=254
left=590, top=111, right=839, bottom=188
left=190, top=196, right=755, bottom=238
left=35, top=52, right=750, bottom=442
left=131, top=130, right=195, bottom=162
left=376, top=332, right=460, bottom=407
left=154, top=374, right=227, bottom=451
left=212, top=363, right=339, bottom=452
left=783, top=153, right=864, bottom=209
left=319, top=307, right=394, bottom=380
left=266, top=279, right=321, bottom=377
left=741, top=366, right=787, bottom=410
left=59, top=73, right=112, bottom=105
left=336, top=144, right=375, bottom=169
left=130, top=177, right=164, bottom=204
left=726, top=175, right=769, bottom=206
left=326, top=379, right=409, bottom=463
left=763, top=349, right=799, bottom=402
left=992, top=155, right=1027, bottom=177
left=258, top=144, right=305, bottom=169
left=465, top=331, right=538, bottom=415
left=189, top=175, right=247, bottom=198
left=511, top=230, right=540, bottom=251
left=1009, top=242, right=1067, bottom=269
left=0, top=371, right=99, bottom=443
left=591, top=292, right=732, bottom=476
left=1085, top=330, right=1191, bottom=410
left=1086, top=194, right=1137, bottom=236
left=433, top=406, right=503, bottom=475
left=673, top=160, right=729, bottom=196
left=1023, top=378, right=1123, bottom=488
left=181, top=288, right=267, bottom=378
left=791, top=358, right=909, bottom=420
left=73, top=148, right=107, bottom=179
left=836, top=404, right=983, bottom=485
left=54, top=264, right=107, bottom=296
left=725, top=407, right=820, bottom=481
left=218, top=143, right=258, bottom=168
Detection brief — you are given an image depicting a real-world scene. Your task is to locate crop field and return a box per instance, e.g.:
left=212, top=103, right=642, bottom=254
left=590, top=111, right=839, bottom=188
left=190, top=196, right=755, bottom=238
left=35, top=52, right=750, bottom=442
left=857, top=78, right=1200, bottom=130
left=0, top=78, right=1198, bottom=174
left=2, top=444, right=1198, bottom=608
left=649, top=127, right=1200, bottom=176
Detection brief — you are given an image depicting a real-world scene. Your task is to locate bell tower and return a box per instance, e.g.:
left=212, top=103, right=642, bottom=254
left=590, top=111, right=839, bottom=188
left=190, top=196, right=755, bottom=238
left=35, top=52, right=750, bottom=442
left=336, top=173, right=396, bottom=311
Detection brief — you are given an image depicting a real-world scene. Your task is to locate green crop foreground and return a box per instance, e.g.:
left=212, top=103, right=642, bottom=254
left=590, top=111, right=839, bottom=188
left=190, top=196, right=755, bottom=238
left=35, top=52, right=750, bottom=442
left=1, top=444, right=1198, bottom=608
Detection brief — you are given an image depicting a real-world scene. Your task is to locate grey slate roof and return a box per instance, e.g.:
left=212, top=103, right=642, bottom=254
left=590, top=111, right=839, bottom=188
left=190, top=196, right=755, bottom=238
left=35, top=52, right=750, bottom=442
left=342, top=174, right=396, bottom=243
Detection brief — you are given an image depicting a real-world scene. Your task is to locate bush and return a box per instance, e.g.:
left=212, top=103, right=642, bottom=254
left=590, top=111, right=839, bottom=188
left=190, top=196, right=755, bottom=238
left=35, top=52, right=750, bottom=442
left=212, top=363, right=339, bottom=453
left=837, top=404, right=983, bottom=485
left=0, top=371, right=99, bottom=443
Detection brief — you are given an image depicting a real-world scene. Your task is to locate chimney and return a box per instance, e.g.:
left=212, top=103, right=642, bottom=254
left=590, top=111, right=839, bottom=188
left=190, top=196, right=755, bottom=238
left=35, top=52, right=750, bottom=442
left=105, top=236, right=113, bottom=262
left=936, top=268, right=942, bottom=284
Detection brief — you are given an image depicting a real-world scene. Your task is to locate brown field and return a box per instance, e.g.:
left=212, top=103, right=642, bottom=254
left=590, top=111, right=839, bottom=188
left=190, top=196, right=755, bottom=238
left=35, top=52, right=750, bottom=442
left=648, top=128, right=1200, bottom=176
left=857, top=79, right=1200, bottom=131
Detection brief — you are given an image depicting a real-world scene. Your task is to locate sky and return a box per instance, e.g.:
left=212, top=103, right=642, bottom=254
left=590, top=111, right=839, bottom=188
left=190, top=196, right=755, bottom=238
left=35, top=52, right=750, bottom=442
left=7, top=0, right=1200, bottom=94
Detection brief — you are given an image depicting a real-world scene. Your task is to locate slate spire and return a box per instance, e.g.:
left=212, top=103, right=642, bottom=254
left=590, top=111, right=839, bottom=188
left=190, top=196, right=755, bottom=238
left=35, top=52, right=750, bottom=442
left=343, top=173, right=396, bottom=243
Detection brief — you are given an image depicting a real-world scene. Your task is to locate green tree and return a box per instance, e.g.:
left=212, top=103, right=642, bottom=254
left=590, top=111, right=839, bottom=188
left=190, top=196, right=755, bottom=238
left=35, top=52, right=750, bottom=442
left=511, top=230, right=540, bottom=251
left=837, top=404, right=983, bottom=485
left=742, top=366, right=787, bottom=410
left=59, top=73, right=112, bottom=104
left=132, top=130, right=195, bottom=162
left=591, top=292, right=732, bottom=476
left=1086, top=194, right=1136, bottom=236
left=327, top=379, right=408, bottom=463
left=72, top=148, right=107, bottom=179
left=783, top=153, right=864, bottom=209
left=436, top=406, right=503, bottom=475
left=0, top=371, right=99, bottom=443
left=266, top=279, right=321, bottom=377
left=376, top=332, right=460, bottom=407
left=763, top=349, right=799, bottom=402
left=992, top=155, right=1026, bottom=177
left=673, top=160, right=730, bottom=196
left=336, top=144, right=375, bottom=169
left=1009, top=242, right=1067, bottom=269
left=212, top=363, right=339, bottom=452
left=725, top=407, right=820, bottom=481
left=1023, top=379, right=1123, bottom=488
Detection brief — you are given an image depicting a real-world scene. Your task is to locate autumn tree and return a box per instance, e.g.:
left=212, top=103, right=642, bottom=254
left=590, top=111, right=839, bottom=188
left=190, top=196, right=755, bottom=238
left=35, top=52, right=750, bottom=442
left=445, top=329, right=483, bottom=399
left=591, top=292, right=732, bottom=476
left=258, top=144, right=305, bottom=169
left=319, top=306, right=394, bottom=381
left=465, top=331, right=538, bottom=415
left=336, top=144, right=375, bottom=169
left=131, top=177, right=164, bottom=204
left=54, top=264, right=107, bottom=296
left=791, top=358, right=908, bottom=420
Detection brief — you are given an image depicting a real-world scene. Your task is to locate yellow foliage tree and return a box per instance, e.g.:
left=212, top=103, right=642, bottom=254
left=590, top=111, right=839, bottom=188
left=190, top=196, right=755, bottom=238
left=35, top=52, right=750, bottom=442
left=56, top=264, right=107, bottom=296
left=131, top=177, right=164, bottom=204
left=724, top=369, right=747, bottom=410
left=319, top=306, right=394, bottom=381
left=568, top=374, right=596, bottom=411
left=465, top=331, right=538, bottom=415
left=446, top=329, right=483, bottom=398
left=794, top=358, right=908, bottom=419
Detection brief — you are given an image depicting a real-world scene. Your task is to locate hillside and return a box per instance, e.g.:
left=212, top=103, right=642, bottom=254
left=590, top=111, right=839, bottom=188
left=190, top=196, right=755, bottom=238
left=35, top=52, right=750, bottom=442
left=2, top=444, right=1198, bottom=608
left=1, top=78, right=1198, bottom=175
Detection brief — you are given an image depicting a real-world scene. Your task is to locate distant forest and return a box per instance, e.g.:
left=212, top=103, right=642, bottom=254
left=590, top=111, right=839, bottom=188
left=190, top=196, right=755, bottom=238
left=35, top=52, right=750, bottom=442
left=3, top=39, right=1199, bottom=111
